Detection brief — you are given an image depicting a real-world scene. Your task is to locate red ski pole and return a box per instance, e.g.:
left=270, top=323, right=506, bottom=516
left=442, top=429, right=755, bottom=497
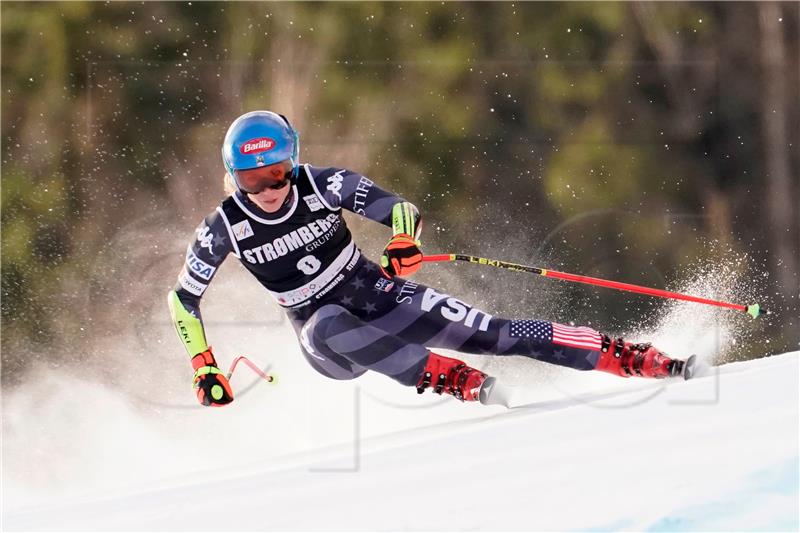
left=423, top=254, right=765, bottom=318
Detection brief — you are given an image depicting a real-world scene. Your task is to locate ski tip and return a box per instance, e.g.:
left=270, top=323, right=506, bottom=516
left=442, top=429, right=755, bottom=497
left=683, top=354, right=697, bottom=380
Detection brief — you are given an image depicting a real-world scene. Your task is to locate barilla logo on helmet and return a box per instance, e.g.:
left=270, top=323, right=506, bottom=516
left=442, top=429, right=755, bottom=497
left=240, top=137, right=276, bottom=154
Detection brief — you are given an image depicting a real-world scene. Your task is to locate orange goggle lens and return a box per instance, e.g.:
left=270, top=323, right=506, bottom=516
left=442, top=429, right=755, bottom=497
left=236, top=164, right=292, bottom=194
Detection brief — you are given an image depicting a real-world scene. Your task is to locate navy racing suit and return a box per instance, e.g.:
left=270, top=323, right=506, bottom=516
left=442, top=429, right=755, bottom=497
left=168, top=165, right=605, bottom=389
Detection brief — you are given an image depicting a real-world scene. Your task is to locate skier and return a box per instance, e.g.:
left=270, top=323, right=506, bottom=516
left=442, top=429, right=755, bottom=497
left=168, top=110, right=690, bottom=407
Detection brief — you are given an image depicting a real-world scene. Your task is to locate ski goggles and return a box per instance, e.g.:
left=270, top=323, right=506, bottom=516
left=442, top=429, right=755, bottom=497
left=234, top=160, right=293, bottom=194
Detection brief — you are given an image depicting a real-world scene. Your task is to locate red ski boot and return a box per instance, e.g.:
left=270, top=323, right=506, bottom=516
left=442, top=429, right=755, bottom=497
left=416, top=351, right=488, bottom=401
left=595, top=337, right=687, bottom=379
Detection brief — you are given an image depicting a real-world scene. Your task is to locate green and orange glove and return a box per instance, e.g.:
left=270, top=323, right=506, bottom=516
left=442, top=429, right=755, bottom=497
left=191, top=347, right=234, bottom=407
left=380, top=233, right=423, bottom=277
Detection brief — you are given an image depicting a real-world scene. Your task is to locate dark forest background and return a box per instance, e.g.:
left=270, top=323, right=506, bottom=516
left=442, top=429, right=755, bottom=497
left=2, top=2, right=798, bottom=385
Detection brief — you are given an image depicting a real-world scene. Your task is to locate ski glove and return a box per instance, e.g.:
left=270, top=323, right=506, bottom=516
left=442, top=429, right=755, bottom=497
left=191, top=347, right=234, bottom=407
left=380, top=233, right=423, bottom=277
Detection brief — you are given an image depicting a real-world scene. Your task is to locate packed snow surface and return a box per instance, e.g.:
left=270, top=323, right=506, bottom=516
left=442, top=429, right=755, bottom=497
left=4, top=351, right=798, bottom=531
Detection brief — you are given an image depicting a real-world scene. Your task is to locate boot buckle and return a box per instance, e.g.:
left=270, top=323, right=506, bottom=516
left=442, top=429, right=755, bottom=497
left=433, top=373, right=446, bottom=395
left=614, top=338, right=625, bottom=358
left=416, top=371, right=432, bottom=394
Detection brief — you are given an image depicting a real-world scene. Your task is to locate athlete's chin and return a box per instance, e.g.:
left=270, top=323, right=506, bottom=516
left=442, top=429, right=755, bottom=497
left=251, top=197, right=281, bottom=212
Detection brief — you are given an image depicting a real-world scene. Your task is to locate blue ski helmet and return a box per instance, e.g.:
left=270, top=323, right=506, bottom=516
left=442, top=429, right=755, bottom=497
left=221, top=111, right=300, bottom=185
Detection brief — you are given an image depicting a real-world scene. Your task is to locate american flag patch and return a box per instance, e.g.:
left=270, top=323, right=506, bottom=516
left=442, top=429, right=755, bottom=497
left=510, top=320, right=602, bottom=351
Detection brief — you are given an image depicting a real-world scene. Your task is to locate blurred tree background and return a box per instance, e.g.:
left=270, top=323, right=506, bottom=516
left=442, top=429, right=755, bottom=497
left=2, top=1, right=798, bottom=385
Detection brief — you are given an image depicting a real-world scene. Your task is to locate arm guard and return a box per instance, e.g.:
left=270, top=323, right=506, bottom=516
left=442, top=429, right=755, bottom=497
left=167, top=290, right=208, bottom=358
left=391, top=201, right=421, bottom=239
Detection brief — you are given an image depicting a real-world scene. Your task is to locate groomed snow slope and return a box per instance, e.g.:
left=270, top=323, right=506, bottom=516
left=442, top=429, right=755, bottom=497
left=5, top=351, right=798, bottom=531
